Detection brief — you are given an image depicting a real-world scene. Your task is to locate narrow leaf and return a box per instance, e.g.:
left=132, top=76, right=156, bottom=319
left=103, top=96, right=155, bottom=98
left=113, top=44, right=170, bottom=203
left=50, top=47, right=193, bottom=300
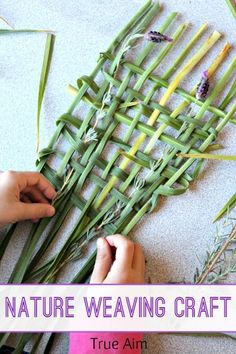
left=36, top=33, right=55, bottom=152
left=225, top=0, right=236, bottom=19
left=214, top=193, right=236, bottom=222
left=118, top=150, right=149, bottom=168
left=0, top=29, right=54, bottom=35
left=206, top=144, right=224, bottom=152
left=177, top=153, right=236, bottom=161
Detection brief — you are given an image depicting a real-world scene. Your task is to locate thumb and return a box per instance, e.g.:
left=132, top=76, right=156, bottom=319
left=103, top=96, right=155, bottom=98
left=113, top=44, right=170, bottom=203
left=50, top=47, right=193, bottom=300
left=90, top=238, right=113, bottom=283
left=14, top=202, right=55, bottom=222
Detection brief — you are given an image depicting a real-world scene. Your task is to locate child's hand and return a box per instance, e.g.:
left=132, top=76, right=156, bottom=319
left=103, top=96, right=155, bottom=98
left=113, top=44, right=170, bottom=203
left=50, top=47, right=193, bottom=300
left=90, top=235, right=145, bottom=284
left=0, top=171, right=56, bottom=228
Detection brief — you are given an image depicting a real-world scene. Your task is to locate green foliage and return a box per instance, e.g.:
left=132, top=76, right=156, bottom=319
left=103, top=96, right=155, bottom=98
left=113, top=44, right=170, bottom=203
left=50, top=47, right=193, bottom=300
left=36, top=33, right=55, bottom=151
left=195, top=213, right=236, bottom=284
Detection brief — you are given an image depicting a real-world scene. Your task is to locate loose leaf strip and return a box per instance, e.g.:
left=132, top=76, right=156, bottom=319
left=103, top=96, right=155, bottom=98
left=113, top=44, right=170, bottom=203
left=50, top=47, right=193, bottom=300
left=177, top=153, right=236, bottom=161
left=0, top=29, right=54, bottom=34
left=36, top=33, right=55, bottom=152
left=214, top=193, right=236, bottom=222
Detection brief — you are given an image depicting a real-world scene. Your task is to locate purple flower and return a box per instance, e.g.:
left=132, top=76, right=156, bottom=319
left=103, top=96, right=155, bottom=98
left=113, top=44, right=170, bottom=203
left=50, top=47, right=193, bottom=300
left=196, top=71, right=210, bottom=101
left=145, top=31, right=173, bottom=43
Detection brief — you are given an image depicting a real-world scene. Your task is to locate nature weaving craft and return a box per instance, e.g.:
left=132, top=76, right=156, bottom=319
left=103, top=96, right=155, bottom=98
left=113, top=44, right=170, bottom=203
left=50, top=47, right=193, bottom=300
left=1, top=0, right=236, bottom=351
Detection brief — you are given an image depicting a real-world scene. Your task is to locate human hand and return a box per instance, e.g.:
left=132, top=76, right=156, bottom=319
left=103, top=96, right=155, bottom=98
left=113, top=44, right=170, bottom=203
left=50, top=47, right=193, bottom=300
left=0, top=171, right=56, bottom=228
left=90, top=234, right=145, bottom=284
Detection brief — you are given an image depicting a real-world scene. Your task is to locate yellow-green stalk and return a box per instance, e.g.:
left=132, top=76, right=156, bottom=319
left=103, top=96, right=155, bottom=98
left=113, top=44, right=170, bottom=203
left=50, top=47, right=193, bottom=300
left=171, top=42, right=231, bottom=118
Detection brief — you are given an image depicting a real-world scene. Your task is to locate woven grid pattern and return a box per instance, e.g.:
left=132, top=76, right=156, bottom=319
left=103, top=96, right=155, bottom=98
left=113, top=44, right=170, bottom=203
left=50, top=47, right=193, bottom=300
left=29, top=2, right=236, bottom=284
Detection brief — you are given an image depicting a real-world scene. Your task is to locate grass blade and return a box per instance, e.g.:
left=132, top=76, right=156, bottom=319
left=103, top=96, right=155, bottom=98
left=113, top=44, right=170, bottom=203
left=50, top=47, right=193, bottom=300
left=119, top=150, right=149, bottom=168
left=0, top=29, right=54, bottom=34
left=177, top=153, right=236, bottom=161
left=225, top=0, right=236, bottom=19
left=214, top=193, right=236, bottom=222
left=36, top=33, right=55, bottom=152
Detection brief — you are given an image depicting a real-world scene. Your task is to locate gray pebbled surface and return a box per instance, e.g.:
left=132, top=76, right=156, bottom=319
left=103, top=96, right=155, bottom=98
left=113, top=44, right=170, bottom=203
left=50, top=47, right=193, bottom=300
left=0, top=0, right=236, bottom=353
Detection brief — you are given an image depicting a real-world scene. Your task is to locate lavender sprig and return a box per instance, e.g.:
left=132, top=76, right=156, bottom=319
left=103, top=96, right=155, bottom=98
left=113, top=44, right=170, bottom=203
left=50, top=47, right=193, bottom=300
left=196, top=70, right=210, bottom=101
left=145, top=31, right=173, bottom=43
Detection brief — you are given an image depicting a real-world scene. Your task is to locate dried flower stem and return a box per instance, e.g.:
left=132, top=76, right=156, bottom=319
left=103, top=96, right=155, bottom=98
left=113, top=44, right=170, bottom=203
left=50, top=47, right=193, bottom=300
left=53, top=168, right=74, bottom=203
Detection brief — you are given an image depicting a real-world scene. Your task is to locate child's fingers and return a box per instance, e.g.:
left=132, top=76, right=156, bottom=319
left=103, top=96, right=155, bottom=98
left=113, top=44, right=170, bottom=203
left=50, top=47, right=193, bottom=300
left=20, top=191, right=48, bottom=223
left=20, top=193, right=32, bottom=204
left=24, top=188, right=50, bottom=204
left=17, top=172, right=56, bottom=200
left=105, top=235, right=134, bottom=269
left=90, top=238, right=113, bottom=283
left=32, top=218, right=40, bottom=223
left=14, top=202, right=55, bottom=222
left=132, top=244, right=145, bottom=275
